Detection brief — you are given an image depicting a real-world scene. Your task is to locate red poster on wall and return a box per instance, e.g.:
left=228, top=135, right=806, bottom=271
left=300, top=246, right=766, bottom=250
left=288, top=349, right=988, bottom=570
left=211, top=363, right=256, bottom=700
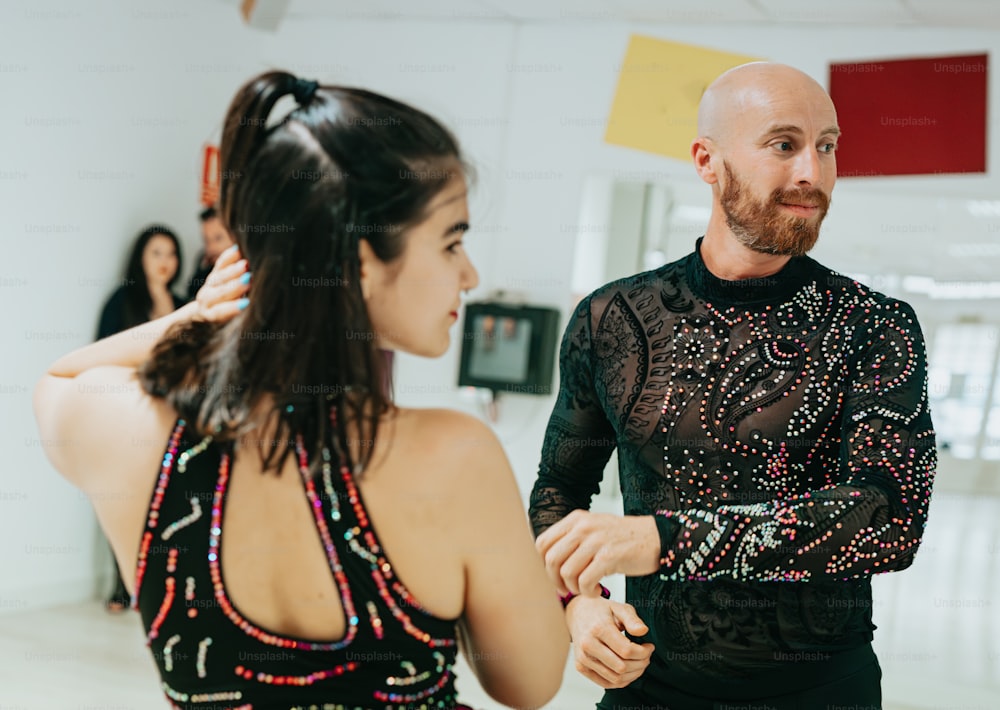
left=200, top=143, right=220, bottom=207
left=829, top=53, right=987, bottom=177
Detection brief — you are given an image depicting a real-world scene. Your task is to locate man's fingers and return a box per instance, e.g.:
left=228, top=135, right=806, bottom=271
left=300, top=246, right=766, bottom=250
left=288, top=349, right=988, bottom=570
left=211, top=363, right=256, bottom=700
left=555, top=544, right=597, bottom=597
left=580, top=625, right=650, bottom=677
left=575, top=647, right=650, bottom=690
left=596, top=623, right=654, bottom=662
left=534, top=525, right=558, bottom=557
left=611, top=602, right=650, bottom=638
left=576, top=554, right=613, bottom=600
left=621, top=642, right=655, bottom=663
left=538, top=530, right=582, bottom=595
left=615, top=665, right=648, bottom=689
left=535, top=513, right=575, bottom=556
left=568, top=599, right=652, bottom=691
left=576, top=663, right=618, bottom=690
left=576, top=645, right=628, bottom=686
left=598, top=631, right=652, bottom=662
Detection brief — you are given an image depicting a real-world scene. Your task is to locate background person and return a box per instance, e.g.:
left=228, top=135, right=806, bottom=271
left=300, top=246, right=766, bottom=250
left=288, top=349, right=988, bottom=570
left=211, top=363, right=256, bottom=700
left=186, top=205, right=234, bottom=301
left=94, top=223, right=185, bottom=611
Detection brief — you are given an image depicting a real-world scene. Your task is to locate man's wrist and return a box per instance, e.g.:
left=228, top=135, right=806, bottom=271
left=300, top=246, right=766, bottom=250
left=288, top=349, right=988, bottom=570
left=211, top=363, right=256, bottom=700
left=560, top=584, right=611, bottom=609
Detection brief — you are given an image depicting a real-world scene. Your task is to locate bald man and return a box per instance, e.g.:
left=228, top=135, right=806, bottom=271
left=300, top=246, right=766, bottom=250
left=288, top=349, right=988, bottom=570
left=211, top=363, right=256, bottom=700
left=530, top=63, right=935, bottom=709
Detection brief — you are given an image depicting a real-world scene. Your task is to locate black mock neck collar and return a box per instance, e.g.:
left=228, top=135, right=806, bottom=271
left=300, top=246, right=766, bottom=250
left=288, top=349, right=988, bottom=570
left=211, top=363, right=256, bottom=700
left=685, top=237, right=815, bottom=306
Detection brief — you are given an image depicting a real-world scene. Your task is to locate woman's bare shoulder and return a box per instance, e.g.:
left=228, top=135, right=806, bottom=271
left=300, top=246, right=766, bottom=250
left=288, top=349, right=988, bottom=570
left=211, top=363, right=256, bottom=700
left=34, top=366, right=178, bottom=491
left=393, top=407, right=502, bottom=454
left=378, top=407, right=510, bottom=488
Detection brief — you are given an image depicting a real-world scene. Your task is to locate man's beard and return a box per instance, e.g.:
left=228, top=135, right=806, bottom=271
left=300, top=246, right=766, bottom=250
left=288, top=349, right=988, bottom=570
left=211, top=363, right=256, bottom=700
left=719, top=161, right=830, bottom=257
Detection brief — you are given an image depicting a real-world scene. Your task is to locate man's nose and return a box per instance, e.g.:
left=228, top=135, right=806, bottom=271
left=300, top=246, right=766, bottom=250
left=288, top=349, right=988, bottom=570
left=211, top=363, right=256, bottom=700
left=794, top=148, right=822, bottom=186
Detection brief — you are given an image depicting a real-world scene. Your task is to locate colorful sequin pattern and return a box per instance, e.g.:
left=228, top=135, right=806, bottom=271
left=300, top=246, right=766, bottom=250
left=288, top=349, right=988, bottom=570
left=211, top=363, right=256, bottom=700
left=135, top=419, right=468, bottom=709
left=530, top=240, right=936, bottom=681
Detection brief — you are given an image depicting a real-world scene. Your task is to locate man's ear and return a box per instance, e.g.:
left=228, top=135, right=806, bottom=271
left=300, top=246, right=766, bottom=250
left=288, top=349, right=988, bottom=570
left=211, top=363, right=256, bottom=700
left=691, top=136, right=719, bottom=185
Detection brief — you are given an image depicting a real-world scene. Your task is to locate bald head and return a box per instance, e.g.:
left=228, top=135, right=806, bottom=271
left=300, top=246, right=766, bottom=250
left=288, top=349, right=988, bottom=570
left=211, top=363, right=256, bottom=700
left=690, top=62, right=840, bottom=260
left=697, top=63, right=835, bottom=146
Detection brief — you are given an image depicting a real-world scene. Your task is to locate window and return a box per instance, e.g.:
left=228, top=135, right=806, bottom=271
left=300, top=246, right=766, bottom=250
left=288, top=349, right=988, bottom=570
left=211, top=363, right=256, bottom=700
left=927, top=324, right=1000, bottom=460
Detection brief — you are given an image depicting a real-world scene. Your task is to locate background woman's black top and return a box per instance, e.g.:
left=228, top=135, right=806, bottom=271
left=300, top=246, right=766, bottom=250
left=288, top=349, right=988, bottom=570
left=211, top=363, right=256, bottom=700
left=96, top=285, right=185, bottom=339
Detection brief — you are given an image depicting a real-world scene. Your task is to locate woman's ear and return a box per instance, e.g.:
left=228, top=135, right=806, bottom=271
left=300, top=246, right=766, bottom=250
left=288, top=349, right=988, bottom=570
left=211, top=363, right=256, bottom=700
left=356, top=238, right=374, bottom=301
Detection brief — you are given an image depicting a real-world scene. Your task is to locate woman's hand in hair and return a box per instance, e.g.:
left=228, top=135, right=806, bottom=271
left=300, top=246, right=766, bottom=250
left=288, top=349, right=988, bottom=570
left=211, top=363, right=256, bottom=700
left=33, top=245, right=248, bottom=490
left=193, top=244, right=250, bottom=323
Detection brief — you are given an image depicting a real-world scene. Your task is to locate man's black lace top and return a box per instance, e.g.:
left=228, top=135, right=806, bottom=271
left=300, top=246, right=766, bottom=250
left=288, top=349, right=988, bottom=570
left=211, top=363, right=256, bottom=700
left=529, top=239, right=936, bottom=692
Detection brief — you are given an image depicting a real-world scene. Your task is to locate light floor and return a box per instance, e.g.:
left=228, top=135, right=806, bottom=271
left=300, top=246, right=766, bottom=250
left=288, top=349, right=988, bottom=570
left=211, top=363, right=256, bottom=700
left=0, top=492, right=996, bottom=709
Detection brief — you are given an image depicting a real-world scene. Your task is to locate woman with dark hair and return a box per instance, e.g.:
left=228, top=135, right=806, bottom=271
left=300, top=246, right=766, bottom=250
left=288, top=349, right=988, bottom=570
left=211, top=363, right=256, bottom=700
left=96, top=224, right=185, bottom=611
left=34, top=71, right=568, bottom=708
left=97, top=225, right=185, bottom=339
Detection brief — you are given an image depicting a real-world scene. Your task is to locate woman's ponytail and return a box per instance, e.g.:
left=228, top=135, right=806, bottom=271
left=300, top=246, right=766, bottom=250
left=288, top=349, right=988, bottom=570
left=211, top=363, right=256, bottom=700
left=219, top=70, right=300, bottom=233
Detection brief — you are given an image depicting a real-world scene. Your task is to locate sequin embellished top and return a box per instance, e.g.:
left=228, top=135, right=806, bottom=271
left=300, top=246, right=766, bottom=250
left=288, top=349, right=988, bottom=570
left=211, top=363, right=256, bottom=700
left=529, top=238, right=936, bottom=695
left=135, top=419, right=472, bottom=709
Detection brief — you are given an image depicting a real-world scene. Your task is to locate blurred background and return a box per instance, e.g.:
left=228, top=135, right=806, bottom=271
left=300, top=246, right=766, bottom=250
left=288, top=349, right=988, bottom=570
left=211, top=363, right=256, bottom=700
left=1, top=0, right=998, bottom=707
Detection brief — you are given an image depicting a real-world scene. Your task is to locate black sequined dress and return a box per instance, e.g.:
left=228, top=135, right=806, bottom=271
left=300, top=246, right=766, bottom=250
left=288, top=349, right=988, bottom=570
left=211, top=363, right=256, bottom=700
left=135, top=420, right=472, bottom=709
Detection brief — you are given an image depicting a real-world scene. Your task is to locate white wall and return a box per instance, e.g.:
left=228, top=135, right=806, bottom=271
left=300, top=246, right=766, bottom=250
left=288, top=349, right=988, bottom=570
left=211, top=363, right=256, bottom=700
left=3, top=1, right=999, bottom=611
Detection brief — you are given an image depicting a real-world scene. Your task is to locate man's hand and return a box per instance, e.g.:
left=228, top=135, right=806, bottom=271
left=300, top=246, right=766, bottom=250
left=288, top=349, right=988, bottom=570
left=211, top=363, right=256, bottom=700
left=565, top=595, right=654, bottom=689
left=536, top=510, right=660, bottom=596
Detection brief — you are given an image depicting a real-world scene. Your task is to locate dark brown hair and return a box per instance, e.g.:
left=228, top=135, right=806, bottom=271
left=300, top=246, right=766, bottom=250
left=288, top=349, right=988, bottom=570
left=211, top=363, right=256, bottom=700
left=119, top=224, right=183, bottom=331
left=139, top=70, right=466, bottom=475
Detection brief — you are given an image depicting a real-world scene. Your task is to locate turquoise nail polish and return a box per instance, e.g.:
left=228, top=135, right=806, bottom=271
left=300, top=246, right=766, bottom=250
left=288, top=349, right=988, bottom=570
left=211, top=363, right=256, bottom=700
left=236, top=297, right=250, bottom=310
left=239, top=272, right=251, bottom=285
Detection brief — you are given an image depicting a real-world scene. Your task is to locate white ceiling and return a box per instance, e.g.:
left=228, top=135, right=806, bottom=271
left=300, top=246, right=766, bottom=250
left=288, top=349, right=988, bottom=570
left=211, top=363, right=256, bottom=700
left=237, top=0, right=1000, bottom=29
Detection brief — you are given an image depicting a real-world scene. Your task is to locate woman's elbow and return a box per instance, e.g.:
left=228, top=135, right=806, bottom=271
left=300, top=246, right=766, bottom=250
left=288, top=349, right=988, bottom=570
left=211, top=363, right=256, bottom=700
left=483, top=674, right=563, bottom=710
left=478, top=644, right=568, bottom=709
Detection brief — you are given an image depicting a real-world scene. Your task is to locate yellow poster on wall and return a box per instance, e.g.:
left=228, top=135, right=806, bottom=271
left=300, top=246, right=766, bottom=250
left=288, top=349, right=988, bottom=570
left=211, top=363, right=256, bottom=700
left=605, top=36, right=762, bottom=161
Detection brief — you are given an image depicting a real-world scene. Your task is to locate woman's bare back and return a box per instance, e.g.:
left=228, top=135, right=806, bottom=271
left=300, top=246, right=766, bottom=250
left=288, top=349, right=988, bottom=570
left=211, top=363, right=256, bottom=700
left=95, top=404, right=467, bottom=640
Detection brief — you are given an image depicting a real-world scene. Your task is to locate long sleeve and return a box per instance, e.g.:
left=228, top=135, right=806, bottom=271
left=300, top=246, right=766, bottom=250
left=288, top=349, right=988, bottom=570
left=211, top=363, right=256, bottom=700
left=654, top=299, right=937, bottom=582
left=96, top=287, right=127, bottom=340
left=529, top=296, right=617, bottom=536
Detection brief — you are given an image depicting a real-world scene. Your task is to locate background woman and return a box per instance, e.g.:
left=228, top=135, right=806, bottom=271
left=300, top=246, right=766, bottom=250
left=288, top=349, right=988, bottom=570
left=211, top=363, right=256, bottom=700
left=95, top=224, right=185, bottom=611
left=96, top=225, right=185, bottom=340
